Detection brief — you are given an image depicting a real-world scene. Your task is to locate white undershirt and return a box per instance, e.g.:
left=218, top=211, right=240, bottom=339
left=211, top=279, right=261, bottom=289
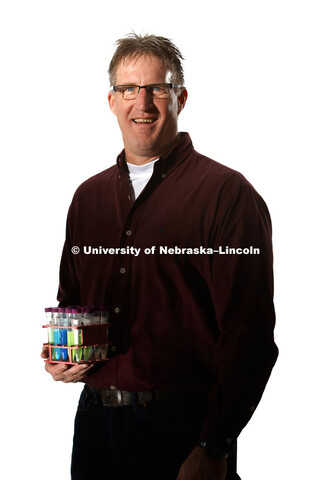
left=127, top=158, right=159, bottom=199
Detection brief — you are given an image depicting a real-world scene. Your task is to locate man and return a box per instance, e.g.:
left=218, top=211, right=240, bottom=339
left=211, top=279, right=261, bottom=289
left=42, top=33, right=278, bottom=480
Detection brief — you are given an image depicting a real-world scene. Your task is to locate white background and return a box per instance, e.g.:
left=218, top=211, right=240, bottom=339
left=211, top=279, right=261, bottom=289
left=1, top=1, right=308, bottom=478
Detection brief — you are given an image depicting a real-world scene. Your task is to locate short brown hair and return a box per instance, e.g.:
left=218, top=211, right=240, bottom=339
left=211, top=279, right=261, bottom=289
left=108, top=33, right=185, bottom=86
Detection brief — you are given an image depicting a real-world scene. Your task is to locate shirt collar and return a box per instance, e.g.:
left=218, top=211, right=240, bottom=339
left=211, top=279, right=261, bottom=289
left=116, top=132, right=194, bottom=179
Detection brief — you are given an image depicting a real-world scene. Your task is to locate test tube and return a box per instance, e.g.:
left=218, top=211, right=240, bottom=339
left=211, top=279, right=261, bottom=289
left=45, top=307, right=54, bottom=345
left=72, top=308, right=83, bottom=362
left=100, top=306, right=110, bottom=324
left=98, top=306, right=109, bottom=359
left=93, top=306, right=101, bottom=326
left=66, top=308, right=73, bottom=362
left=60, top=308, right=69, bottom=361
left=83, top=307, right=94, bottom=362
left=52, top=307, right=62, bottom=361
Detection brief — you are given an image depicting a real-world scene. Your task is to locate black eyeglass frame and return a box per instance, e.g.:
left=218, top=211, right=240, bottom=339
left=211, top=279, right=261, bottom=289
left=112, top=83, right=181, bottom=98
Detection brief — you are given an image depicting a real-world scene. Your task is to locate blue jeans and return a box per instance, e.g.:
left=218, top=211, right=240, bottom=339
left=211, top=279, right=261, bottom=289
left=71, top=385, right=241, bottom=480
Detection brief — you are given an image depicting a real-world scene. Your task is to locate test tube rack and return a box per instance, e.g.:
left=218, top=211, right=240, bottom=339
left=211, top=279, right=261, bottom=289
left=42, top=323, right=112, bottom=365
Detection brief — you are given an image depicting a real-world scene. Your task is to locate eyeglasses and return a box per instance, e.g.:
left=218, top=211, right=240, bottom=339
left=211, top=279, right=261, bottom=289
left=112, top=83, right=181, bottom=100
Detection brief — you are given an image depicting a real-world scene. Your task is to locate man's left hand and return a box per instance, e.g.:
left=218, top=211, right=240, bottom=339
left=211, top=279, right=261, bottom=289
left=177, top=446, right=227, bottom=480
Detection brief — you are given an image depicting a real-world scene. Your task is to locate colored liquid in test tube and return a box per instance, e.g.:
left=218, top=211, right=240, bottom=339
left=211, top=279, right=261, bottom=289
left=52, top=308, right=62, bottom=361
left=66, top=308, right=73, bottom=362
left=72, top=308, right=83, bottom=362
left=60, top=308, right=69, bottom=361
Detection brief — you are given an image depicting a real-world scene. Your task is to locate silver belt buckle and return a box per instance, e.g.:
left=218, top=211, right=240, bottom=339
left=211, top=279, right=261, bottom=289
left=100, top=389, right=121, bottom=406
left=117, top=390, right=124, bottom=406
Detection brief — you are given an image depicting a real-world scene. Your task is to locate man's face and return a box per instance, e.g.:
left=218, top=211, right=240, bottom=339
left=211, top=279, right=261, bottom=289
left=108, top=55, right=187, bottom=164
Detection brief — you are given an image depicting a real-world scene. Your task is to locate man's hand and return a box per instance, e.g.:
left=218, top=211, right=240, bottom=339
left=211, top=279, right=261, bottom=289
left=177, top=446, right=227, bottom=480
left=41, top=346, right=94, bottom=383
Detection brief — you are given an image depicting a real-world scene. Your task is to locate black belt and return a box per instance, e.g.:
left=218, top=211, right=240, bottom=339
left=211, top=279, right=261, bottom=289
left=90, top=387, right=207, bottom=407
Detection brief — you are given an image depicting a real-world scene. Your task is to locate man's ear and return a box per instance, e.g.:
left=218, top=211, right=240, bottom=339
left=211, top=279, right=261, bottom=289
left=108, top=90, right=116, bottom=115
left=177, top=88, right=188, bottom=115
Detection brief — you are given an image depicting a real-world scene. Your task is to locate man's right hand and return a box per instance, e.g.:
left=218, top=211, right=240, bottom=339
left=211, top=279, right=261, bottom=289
left=41, top=346, right=94, bottom=383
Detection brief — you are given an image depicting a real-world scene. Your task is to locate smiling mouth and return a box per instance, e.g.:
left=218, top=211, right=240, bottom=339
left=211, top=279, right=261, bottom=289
left=132, top=118, right=157, bottom=124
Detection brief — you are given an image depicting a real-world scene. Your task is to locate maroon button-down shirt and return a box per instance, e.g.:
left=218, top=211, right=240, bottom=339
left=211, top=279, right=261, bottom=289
left=57, top=132, right=278, bottom=449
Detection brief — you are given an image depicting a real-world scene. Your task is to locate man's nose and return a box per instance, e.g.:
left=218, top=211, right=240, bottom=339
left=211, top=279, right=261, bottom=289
left=135, top=87, right=153, bottom=110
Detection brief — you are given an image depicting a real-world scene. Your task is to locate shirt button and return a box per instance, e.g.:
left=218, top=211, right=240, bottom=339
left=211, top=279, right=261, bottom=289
left=110, top=385, right=116, bottom=390
left=111, top=346, right=117, bottom=352
left=120, top=267, right=126, bottom=274
left=161, top=173, right=166, bottom=178
left=126, top=230, right=132, bottom=236
left=114, top=307, right=120, bottom=313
